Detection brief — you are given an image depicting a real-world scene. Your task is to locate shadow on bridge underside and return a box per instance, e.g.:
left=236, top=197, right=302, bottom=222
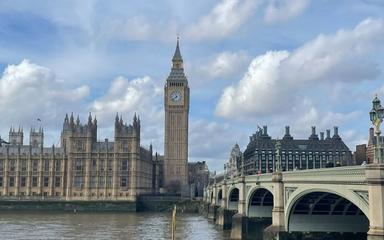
left=248, top=188, right=273, bottom=218
left=288, top=191, right=369, bottom=233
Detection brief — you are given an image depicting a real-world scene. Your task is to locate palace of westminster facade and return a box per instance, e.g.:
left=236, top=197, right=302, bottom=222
left=0, top=39, right=193, bottom=201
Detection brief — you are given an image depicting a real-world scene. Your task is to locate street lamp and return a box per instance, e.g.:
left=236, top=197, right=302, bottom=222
left=369, top=95, right=384, bottom=164
left=275, top=140, right=282, bottom=172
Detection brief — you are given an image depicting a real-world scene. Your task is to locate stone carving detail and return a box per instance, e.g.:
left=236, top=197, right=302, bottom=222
left=354, top=190, right=369, bottom=204
left=285, top=187, right=298, bottom=202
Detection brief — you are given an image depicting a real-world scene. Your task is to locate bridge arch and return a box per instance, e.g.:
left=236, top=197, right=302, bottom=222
left=227, top=187, right=240, bottom=211
left=285, top=188, right=369, bottom=233
left=246, top=187, right=274, bottom=218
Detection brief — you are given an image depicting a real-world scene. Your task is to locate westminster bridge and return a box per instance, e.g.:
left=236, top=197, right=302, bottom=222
left=203, top=164, right=384, bottom=240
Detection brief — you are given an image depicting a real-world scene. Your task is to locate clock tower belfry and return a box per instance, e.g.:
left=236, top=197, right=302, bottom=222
left=164, top=38, right=190, bottom=191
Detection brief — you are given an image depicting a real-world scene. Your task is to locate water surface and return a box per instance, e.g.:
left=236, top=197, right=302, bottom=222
left=0, top=211, right=230, bottom=240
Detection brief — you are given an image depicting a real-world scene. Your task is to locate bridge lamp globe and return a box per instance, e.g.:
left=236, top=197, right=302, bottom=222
left=369, top=110, right=377, bottom=123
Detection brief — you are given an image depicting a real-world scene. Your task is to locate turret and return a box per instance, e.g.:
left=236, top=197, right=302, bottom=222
left=30, top=127, right=44, bottom=148
left=9, top=126, right=23, bottom=145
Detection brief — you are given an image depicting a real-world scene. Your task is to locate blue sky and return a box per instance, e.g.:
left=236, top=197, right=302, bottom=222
left=0, top=0, right=384, bottom=172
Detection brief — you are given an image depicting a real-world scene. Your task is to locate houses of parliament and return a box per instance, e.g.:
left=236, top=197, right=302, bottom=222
left=0, top=39, right=192, bottom=201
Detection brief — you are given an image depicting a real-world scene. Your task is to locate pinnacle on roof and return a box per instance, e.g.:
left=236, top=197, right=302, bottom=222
left=172, top=37, right=183, bottom=62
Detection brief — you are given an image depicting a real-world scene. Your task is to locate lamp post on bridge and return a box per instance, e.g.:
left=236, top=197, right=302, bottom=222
left=369, top=95, right=384, bottom=164
left=275, top=140, right=282, bottom=172
left=367, top=95, right=384, bottom=240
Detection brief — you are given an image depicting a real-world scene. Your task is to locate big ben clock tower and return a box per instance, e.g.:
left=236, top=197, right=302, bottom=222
left=164, top=38, right=190, bottom=191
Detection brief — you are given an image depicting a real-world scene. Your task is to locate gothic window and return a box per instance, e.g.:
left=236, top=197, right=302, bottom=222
left=121, top=159, right=128, bottom=171
left=9, top=177, right=14, bottom=187
left=21, top=160, right=27, bottom=171
left=91, top=176, right=97, bottom=188
left=92, top=159, right=97, bottom=171
left=0, top=160, right=3, bottom=172
left=74, top=176, right=83, bottom=188
left=32, top=177, right=38, bottom=187
left=76, top=140, right=83, bottom=151
left=107, top=160, right=113, bottom=171
left=9, top=160, right=15, bottom=171
left=55, top=160, right=61, bottom=172
left=75, top=159, right=83, bottom=171
left=44, top=160, right=49, bottom=172
left=20, top=176, right=26, bottom=187
left=55, top=177, right=61, bottom=187
left=120, top=176, right=127, bottom=187
left=33, top=160, right=38, bottom=172
left=99, top=159, right=105, bottom=171
left=107, top=176, right=112, bottom=187
left=99, top=177, right=105, bottom=188
left=43, top=177, right=49, bottom=187
left=0, top=177, right=3, bottom=187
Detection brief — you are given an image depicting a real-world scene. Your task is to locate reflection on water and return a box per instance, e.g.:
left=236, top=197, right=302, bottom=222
left=0, top=212, right=230, bottom=240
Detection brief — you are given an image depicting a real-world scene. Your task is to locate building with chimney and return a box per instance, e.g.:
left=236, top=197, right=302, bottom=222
left=243, top=126, right=353, bottom=174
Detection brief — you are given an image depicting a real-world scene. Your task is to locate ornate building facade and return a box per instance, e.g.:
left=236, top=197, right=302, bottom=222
left=164, top=39, right=190, bottom=190
left=225, top=143, right=242, bottom=179
left=243, top=126, right=353, bottom=174
left=0, top=113, right=160, bottom=201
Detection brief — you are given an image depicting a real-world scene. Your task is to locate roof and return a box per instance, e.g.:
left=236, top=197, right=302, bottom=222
left=172, top=38, right=183, bottom=62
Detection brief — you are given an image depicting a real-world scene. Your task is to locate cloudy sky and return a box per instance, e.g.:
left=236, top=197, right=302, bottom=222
left=1, top=0, right=384, bottom=172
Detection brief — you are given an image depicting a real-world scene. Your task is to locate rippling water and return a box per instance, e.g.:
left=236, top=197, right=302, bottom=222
left=0, top=211, right=230, bottom=240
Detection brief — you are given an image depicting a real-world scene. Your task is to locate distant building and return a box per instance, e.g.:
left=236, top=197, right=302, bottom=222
left=243, top=125, right=353, bottom=175
left=0, top=113, right=162, bottom=201
left=225, top=143, right=242, bottom=179
left=188, top=161, right=209, bottom=198
left=366, top=127, right=384, bottom=163
left=353, top=144, right=367, bottom=165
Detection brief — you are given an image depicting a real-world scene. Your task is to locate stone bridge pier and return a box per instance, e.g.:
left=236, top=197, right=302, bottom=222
left=366, top=164, right=384, bottom=240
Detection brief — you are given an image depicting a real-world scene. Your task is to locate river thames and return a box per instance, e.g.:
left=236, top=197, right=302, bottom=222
left=0, top=212, right=230, bottom=240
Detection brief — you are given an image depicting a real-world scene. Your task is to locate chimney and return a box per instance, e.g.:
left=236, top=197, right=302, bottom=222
left=320, top=132, right=324, bottom=140
left=334, top=126, right=339, bottom=136
left=309, top=126, right=319, bottom=140
left=333, top=126, right=341, bottom=140
left=285, top=126, right=290, bottom=135
left=263, top=126, right=268, bottom=135
left=326, top=129, right=331, bottom=139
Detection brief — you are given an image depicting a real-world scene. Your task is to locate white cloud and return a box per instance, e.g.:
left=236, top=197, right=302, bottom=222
left=97, top=16, right=178, bottom=42
left=190, top=51, right=250, bottom=85
left=0, top=59, right=89, bottom=128
left=189, top=119, right=248, bottom=171
left=264, top=0, right=309, bottom=23
left=216, top=18, right=384, bottom=119
left=186, top=0, right=261, bottom=41
left=91, top=76, right=164, bottom=150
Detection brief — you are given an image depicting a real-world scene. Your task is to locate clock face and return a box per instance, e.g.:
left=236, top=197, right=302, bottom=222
left=170, top=91, right=182, bottom=102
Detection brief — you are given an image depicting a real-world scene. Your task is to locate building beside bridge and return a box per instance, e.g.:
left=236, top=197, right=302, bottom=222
left=242, top=125, right=352, bottom=174
left=225, top=143, right=242, bottom=179
left=0, top=113, right=162, bottom=201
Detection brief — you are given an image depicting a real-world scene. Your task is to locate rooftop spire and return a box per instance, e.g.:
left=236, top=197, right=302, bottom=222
left=172, top=37, right=183, bottom=68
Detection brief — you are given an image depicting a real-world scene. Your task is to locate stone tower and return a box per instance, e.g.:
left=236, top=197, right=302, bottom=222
left=9, top=126, right=23, bottom=145
left=164, top=38, right=190, bottom=191
left=30, top=127, right=44, bottom=148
